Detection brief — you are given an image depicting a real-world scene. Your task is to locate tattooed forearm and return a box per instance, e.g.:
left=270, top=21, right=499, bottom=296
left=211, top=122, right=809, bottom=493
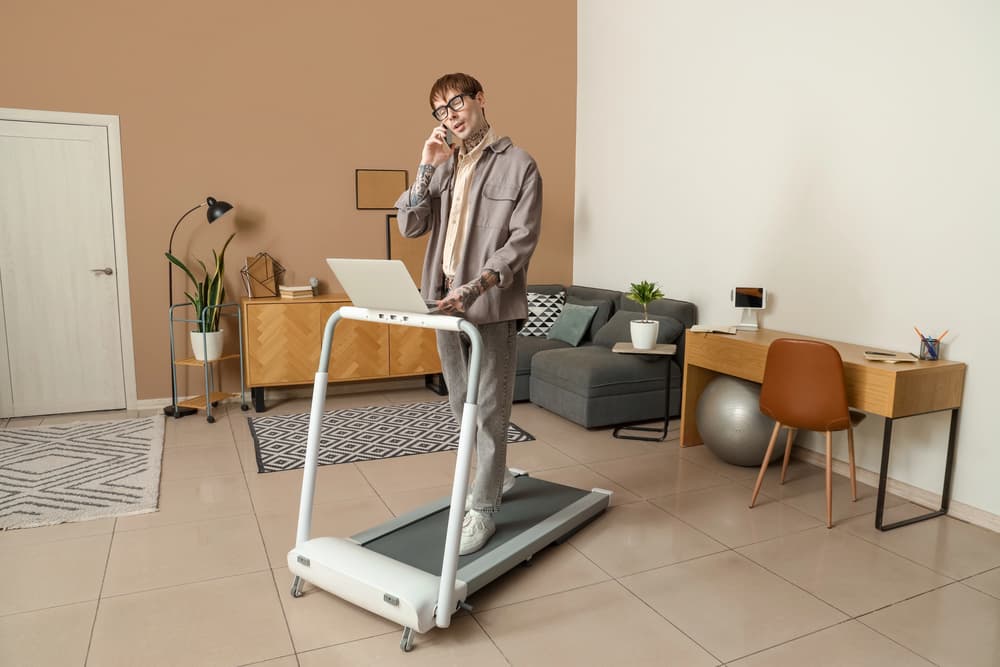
left=477, top=269, right=500, bottom=292
left=438, top=270, right=500, bottom=314
left=409, top=164, right=436, bottom=206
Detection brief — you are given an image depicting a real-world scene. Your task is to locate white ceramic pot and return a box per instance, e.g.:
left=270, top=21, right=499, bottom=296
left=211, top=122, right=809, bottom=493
left=630, top=320, right=659, bottom=350
left=190, top=330, right=224, bottom=362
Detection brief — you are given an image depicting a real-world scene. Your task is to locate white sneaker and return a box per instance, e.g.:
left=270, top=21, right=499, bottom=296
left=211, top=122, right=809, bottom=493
left=465, top=469, right=517, bottom=511
left=459, top=510, right=496, bottom=555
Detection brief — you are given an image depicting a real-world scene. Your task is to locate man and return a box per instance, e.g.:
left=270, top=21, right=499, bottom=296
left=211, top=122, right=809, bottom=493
left=395, top=73, right=542, bottom=555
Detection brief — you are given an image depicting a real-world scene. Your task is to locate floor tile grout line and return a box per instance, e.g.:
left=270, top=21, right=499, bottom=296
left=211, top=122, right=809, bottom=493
left=235, top=652, right=301, bottom=667
left=958, top=573, right=1000, bottom=602
left=854, top=594, right=956, bottom=666
left=828, top=524, right=970, bottom=582
left=640, top=495, right=818, bottom=552
left=97, top=566, right=275, bottom=602
left=236, top=414, right=302, bottom=658
left=262, top=565, right=305, bottom=660
left=730, top=543, right=957, bottom=624
left=83, top=516, right=117, bottom=666
left=468, top=613, right=514, bottom=665
left=612, top=575, right=725, bottom=664
left=113, top=509, right=256, bottom=534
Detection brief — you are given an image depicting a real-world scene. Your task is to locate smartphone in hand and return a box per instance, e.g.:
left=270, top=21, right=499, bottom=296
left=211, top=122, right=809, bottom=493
left=443, top=127, right=454, bottom=148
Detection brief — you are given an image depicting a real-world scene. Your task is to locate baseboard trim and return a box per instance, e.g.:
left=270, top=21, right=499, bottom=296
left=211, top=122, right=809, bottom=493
left=138, top=377, right=428, bottom=412
left=793, top=449, right=1000, bottom=533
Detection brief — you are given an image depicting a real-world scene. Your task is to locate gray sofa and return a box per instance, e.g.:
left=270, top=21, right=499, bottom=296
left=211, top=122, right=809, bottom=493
left=515, top=284, right=697, bottom=428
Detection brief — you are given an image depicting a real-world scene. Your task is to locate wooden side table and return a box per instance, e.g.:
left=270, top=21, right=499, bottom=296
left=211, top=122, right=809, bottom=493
left=611, top=342, right=678, bottom=442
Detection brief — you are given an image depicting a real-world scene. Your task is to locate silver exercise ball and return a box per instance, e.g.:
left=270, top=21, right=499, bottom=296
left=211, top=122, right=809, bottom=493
left=695, top=376, right=794, bottom=467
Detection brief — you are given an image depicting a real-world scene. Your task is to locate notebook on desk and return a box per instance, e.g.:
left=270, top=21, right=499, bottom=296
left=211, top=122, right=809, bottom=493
left=326, top=258, right=440, bottom=314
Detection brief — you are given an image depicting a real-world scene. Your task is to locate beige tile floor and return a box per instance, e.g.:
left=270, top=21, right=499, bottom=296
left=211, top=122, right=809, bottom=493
left=2, top=391, right=1000, bottom=666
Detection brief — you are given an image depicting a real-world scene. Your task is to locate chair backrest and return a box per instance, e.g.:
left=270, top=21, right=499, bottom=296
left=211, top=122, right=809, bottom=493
left=759, top=338, right=850, bottom=432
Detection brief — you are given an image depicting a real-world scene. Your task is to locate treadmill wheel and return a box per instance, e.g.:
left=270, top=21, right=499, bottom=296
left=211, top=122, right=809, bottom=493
left=400, top=627, right=414, bottom=652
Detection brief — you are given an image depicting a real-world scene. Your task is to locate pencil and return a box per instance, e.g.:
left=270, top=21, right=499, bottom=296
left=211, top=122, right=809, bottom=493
left=937, top=329, right=949, bottom=342
left=913, top=326, right=926, bottom=340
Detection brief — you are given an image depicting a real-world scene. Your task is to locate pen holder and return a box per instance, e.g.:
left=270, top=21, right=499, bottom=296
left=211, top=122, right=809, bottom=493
left=918, top=338, right=941, bottom=361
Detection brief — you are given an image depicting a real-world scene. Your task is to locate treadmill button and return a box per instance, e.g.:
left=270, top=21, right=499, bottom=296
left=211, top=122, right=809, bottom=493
left=383, top=593, right=400, bottom=606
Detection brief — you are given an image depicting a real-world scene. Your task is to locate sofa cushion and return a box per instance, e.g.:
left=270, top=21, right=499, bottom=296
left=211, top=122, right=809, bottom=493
left=565, top=295, right=614, bottom=342
left=519, top=291, right=564, bottom=337
left=530, top=345, right=669, bottom=398
left=592, top=311, right=685, bottom=348
left=546, top=303, right=598, bottom=347
left=516, top=335, right=569, bottom=375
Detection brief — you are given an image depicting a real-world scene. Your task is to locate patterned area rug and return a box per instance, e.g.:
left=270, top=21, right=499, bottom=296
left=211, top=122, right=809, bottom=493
left=0, top=417, right=164, bottom=530
left=249, top=400, right=535, bottom=473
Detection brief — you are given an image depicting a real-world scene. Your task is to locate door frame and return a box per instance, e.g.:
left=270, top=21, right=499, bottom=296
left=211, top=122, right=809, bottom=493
left=0, top=107, right=138, bottom=411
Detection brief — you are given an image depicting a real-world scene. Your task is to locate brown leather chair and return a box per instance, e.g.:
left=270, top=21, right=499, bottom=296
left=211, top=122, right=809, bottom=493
left=749, top=338, right=858, bottom=528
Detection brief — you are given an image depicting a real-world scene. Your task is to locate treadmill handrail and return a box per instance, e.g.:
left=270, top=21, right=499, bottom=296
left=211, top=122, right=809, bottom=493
left=293, top=305, right=484, bottom=630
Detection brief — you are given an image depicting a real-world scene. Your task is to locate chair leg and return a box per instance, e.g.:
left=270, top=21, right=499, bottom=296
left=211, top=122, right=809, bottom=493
left=847, top=425, right=857, bottom=501
left=780, top=427, right=796, bottom=483
left=825, top=431, right=833, bottom=528
left=750, top=422, right=782, bottom=508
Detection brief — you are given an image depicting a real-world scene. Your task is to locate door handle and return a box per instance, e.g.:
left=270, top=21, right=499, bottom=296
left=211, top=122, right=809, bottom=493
left=91, top=267, right=113, bottom=275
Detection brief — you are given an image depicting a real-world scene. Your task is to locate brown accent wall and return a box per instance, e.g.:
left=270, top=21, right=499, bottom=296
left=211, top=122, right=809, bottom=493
left=1, top=1, right=577, bottom=400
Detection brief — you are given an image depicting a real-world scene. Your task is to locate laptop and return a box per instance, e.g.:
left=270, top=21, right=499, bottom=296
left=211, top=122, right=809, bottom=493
left=326, top=258, right=440, bottom=314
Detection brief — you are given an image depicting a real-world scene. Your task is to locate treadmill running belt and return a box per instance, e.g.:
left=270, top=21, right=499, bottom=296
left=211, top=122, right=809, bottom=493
left=361, top=477, right=590, bottom=576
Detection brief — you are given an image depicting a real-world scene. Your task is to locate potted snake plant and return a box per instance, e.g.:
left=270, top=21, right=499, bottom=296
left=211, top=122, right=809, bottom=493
left=166, top=232, right=236, bottom=361
left=626, top=280, right=664, bottom=350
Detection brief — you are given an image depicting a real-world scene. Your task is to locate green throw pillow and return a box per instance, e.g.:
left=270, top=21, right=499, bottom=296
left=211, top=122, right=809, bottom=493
left=546, top=303, right=599, bottom=347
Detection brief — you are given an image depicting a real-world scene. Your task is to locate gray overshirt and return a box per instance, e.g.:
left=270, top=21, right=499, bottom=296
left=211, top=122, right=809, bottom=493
left=395, top=136, right=543, bottom=325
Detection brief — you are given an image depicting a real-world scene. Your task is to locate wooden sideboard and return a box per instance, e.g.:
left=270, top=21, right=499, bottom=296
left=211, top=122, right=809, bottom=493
left=240, top=295, right=442, bottom=411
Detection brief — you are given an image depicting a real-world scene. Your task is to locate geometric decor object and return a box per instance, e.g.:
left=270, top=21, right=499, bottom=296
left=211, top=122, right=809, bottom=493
left=519, top=291, right=566, bottom=337
left=248, top=401, right=534, bottom=473
left=0, top=417, right=164, bottom=530
left=241, top=252, right=286, bottom=298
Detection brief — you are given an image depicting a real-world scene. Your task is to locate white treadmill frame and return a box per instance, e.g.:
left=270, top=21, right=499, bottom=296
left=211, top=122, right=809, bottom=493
left=286, top=306, right=611, bottom=651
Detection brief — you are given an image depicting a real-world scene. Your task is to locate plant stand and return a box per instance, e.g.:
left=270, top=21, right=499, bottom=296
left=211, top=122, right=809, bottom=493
left=169, top=302, right=248, bottom=422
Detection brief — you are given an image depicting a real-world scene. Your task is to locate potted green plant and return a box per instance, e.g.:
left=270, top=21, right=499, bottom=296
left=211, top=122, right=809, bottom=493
left=626, top=280, right=664, bottom=350
left=166, top=232, right=236, bottom=361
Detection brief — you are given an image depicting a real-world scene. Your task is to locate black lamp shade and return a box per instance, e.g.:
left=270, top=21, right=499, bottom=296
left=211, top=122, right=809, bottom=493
left=206, top=197, right=233, bottom=222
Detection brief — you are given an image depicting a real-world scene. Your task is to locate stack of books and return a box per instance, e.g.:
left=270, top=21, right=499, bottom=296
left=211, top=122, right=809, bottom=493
left=279, top=285, right=314, bottom=300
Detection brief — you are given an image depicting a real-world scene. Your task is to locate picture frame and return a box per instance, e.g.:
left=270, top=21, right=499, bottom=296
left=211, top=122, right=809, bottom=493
left=356, top=169, right=408, bottom=210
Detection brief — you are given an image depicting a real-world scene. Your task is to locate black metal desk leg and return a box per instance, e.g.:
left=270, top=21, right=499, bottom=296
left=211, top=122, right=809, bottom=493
left=613, top=360, right=672, bottom=442
left=875, top=408, right=959, bottom=531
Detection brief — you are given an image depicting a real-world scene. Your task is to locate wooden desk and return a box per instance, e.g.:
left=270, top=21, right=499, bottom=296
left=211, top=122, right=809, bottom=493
left=680, top=328, right=966, bottom=531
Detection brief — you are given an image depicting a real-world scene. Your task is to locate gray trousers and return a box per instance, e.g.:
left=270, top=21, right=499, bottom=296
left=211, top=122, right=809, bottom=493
left=437, top=319, right=517, bottom=513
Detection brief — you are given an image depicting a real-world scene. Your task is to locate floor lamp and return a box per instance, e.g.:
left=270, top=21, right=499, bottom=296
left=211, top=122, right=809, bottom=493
left=164, top=196, right=234, bottom=417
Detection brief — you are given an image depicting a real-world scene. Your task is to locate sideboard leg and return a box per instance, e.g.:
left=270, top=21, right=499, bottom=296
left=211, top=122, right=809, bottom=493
left=252, top=387, right=266, bottom=412
left=425, top=373, right=448, bottom=396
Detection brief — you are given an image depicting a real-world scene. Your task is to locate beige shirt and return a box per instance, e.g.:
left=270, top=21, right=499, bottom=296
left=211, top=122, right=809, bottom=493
left=442, top=127, right=497, bottom=278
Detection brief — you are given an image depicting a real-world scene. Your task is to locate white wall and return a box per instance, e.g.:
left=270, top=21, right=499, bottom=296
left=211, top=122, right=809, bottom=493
left=576, top=1, right=1000, bottom=517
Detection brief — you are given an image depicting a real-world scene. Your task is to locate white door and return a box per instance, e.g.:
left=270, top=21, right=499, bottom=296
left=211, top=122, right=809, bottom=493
left=0, top=119, right=127, bottom=416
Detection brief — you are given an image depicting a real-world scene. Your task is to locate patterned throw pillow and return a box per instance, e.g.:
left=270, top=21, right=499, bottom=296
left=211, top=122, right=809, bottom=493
left=519, top=291, right=565, bottom=337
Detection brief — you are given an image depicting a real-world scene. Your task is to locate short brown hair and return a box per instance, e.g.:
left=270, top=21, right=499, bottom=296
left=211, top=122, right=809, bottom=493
left=429, top=73, right=483, bottom=109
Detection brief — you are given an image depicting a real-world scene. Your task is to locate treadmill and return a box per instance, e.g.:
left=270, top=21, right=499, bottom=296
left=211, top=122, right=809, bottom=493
left=287, top=307, right=611, bottom=652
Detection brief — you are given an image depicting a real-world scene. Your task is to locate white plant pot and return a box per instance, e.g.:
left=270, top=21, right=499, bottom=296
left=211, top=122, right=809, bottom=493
left=190, top=330, right=224, bottom=362
left=630, top=320, right=659, bottom=350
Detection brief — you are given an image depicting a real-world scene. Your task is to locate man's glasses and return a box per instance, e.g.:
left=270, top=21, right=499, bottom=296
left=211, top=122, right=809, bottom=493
left=432, top=93, right=475, bottom=121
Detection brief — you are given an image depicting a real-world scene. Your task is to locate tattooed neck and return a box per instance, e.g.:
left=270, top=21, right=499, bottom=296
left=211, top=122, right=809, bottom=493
left=463, top=124, right=490, bottom=153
